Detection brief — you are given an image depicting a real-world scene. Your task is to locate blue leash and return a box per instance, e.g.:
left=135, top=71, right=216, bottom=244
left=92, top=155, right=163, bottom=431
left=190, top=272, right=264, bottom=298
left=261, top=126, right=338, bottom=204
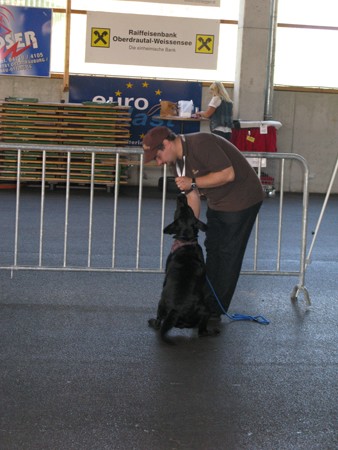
left=206, top=276, right=270, bottom=325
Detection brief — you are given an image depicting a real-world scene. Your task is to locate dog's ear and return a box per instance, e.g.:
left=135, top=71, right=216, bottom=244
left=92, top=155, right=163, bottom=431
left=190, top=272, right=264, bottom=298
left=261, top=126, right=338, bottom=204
left=163, top=220, right=179, bottom=235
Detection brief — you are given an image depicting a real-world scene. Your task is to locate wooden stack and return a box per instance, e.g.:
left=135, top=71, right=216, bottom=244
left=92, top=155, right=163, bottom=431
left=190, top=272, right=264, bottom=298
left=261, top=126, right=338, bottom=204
left=0, top=100, right=133, bottom=187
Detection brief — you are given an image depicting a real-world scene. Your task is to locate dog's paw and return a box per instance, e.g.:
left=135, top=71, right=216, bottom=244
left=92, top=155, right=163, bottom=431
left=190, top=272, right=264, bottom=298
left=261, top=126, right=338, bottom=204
left=148, top=318, right=161, bottom=330
left=161, top=335, right=176, bottom=345
left=198, top=328, right=220, bottom=337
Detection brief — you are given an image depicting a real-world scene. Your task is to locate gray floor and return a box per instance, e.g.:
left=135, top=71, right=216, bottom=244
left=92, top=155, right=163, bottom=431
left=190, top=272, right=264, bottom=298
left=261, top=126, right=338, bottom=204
left=0, top=187, right=337, bottom=450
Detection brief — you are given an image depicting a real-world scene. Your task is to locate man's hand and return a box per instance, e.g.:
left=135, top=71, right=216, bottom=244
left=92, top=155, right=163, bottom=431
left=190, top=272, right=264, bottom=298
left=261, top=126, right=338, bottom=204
left=175, top=176, right=194, bottom=192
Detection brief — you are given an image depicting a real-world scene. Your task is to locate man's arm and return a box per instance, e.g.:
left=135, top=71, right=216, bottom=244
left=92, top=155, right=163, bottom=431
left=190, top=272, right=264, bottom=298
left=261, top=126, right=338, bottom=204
left=175, top=166, right=235, bottom=192
left=175, top=166, right=235, bottom=218
left=186, top=189, right=201, bottom=218
left=191, top=166, right=235, bottom=188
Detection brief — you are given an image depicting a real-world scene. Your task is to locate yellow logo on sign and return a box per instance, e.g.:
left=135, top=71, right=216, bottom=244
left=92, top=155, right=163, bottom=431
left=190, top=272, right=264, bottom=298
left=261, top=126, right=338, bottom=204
left=195, top=35, right=214, bottom=54
left=91, top=28, right=110, bottom=48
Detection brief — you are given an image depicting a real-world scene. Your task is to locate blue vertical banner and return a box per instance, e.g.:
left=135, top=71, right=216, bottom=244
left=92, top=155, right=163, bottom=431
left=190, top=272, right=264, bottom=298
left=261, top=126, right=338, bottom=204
left=0, top=5, right=51, bottom=77
left=69, top=75, right=202, bottom=146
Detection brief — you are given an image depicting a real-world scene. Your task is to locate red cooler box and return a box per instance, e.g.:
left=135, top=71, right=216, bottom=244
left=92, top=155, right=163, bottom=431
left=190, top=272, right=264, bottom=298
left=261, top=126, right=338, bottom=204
left=231, top=120, right=282, bottom=196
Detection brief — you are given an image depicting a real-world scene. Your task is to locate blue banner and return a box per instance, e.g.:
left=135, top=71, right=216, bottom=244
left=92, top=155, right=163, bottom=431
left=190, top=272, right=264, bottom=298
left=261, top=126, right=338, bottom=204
left=0, top=6, right=51, bottom=77
left=69, top=75, right=202, bottom=146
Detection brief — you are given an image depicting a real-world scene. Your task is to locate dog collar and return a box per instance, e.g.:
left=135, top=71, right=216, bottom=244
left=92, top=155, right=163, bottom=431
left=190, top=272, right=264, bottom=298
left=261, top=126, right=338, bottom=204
left=171, top=239, right=197, bottom=253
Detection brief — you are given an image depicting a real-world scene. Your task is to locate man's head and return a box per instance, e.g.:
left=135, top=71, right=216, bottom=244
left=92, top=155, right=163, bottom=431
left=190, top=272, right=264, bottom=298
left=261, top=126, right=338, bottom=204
left=142, top=126, right=177, bottom=164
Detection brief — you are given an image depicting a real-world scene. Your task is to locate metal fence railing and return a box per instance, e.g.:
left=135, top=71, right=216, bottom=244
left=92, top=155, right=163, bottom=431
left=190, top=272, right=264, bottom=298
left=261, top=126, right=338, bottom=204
left=0, top=143, right=311, bottom=305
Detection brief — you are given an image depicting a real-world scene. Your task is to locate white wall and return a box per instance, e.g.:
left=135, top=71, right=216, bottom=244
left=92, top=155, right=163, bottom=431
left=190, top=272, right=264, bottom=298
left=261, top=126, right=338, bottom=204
left=0, top=76, right=337, bottom=193
left=273, top=89, right=338, bottom=193
left=0, top=76, right=67, bottom=103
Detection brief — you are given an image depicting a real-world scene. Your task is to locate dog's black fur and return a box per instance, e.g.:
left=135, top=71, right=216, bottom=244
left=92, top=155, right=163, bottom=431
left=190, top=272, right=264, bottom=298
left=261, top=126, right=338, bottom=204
left=148, top=193, right=220, bottom=344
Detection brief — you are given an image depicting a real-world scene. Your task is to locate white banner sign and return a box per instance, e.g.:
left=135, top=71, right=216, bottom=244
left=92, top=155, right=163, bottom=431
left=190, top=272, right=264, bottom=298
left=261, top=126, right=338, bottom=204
left=86, top=13, right=219, bottom=70
left=118, top=0, right=220, bottom=5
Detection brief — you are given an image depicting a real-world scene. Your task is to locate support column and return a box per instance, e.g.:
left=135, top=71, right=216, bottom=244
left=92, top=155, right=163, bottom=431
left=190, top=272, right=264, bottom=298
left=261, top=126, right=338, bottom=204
left=233, top=0, right=272, bottom=120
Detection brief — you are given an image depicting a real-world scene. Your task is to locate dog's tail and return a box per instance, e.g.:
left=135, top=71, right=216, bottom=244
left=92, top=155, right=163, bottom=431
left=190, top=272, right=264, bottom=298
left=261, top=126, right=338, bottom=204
left=160, top=310, right=178, bottom=345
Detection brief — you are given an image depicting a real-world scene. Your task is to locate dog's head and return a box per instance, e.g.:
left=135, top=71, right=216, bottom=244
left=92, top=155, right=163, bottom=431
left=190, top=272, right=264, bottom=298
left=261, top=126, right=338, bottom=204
left=163, top=193, right=207, bottom=240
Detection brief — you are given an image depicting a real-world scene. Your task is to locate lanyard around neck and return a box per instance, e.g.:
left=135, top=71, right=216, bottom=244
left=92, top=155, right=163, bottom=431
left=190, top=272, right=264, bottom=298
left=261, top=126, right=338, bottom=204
left=176, top=155, right=186, bottom=177
left=176, top=135, right=186, bottom=177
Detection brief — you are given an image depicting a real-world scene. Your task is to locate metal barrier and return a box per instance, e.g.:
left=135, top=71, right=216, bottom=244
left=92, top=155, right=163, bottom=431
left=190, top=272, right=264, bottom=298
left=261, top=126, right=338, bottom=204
left=242, top=152, right=310, bottom=305
left=0, top=143, right=310, bottom=305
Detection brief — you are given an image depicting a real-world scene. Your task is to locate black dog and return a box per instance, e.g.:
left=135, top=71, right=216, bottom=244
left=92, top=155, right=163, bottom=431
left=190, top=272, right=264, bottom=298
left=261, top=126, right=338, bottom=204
left=148, top=193, right=220, bottom=344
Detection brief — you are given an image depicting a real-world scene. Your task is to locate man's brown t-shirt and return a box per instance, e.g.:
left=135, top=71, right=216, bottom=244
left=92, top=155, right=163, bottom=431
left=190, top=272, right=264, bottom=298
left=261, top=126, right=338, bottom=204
left=179, top=133, right=264, bottom=212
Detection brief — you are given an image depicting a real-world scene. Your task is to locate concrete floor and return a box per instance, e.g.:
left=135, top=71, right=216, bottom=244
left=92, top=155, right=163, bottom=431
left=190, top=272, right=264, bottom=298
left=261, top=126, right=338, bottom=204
left=0, top=188, right=337, bottom=450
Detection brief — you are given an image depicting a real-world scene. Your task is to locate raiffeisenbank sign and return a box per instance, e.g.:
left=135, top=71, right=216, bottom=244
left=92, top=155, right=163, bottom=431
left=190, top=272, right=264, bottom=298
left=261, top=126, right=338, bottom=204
left=86, top=13, right=219, bottom=70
